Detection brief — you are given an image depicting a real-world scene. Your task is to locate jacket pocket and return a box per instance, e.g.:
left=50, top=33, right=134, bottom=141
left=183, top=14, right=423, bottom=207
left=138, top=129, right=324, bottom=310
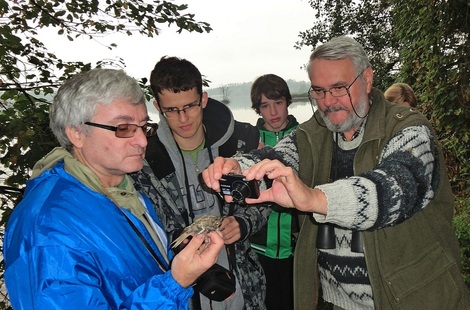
left=384, top=243, right=462, bottom=309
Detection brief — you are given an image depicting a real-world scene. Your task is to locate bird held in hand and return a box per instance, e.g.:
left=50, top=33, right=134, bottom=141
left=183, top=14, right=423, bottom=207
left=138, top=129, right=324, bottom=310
left=171, top=214, right=224, bottom=248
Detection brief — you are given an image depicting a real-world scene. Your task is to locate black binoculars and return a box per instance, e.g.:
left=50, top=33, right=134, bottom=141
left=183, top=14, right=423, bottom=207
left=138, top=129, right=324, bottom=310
left=316, top=224, right=364, bottom=253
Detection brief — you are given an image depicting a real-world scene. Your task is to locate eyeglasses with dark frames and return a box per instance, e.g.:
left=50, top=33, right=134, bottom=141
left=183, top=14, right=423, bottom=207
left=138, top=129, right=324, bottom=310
left=308, top=69, right=366, bottom=100
left=160, top=101, right=202, bottom=119
left=84, top=122, right=158, bottom=138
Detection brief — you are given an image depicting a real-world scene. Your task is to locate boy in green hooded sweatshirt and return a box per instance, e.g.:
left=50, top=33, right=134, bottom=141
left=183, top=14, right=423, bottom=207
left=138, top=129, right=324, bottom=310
left=249, top=74, right=299, bottom=310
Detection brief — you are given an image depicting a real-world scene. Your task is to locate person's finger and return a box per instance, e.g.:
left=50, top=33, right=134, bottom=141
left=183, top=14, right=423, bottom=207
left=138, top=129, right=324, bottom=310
left=202, top=165, right=217, bottom=190
left=182, top=234, right=205, bottom=253
left=243, top=159, right=284, bottom=181
left=211, top=157, right=226, bottom=181
left=221, top=158, right=242, bottom=175
left=202, top=232, right=224, bottom=255
left=219, top=217, right=232, bottom=231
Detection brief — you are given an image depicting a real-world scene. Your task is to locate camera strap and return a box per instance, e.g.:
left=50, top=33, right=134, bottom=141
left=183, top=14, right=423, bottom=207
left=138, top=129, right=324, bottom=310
left=104, top=186, right=169, bottom=273
left=176, top=139, right=219, bottom=225
left=177, top=144, right=214, bottom=310
left=207, top=146, right=237, bottom=272
left=177, top=142, right=238, bottom=307
left=120, top=209, right=168, bottom=273
left=178, top=146, right=204, bottom=225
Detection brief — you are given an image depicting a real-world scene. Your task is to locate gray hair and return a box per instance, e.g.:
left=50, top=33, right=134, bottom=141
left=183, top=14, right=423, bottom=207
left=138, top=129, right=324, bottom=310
left=50, top=68, right=145, bottom=150
left=307, top=36, right=372, bottom=75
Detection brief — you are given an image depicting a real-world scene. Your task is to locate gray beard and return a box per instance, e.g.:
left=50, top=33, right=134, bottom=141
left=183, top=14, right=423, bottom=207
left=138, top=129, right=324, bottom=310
left=320, top=93, right=370, bottom=133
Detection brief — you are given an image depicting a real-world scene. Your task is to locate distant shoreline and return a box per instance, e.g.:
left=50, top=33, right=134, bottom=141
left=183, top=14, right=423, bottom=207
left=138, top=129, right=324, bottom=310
left=292, top=95, right=309, bottom=101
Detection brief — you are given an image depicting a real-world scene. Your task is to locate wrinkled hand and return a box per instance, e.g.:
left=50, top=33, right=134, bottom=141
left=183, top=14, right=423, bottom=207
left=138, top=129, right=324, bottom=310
left=242, top=159, right=327, bottom=214
left=171, top=231, right=224, bottom=288
left=219, top=216, right=241, bottom=244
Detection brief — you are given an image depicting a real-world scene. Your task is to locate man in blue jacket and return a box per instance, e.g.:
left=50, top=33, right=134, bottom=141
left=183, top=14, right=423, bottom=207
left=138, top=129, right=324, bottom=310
left=3, top=68, right=224, bottom=309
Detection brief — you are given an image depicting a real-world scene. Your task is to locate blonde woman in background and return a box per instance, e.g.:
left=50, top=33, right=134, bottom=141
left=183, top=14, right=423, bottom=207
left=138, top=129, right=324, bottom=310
left=384, top=82, right=418, bottom=107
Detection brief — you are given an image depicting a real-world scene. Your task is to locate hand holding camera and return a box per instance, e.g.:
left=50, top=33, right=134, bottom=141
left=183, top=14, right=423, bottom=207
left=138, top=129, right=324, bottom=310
left=219, top=173, right=260, bottom=203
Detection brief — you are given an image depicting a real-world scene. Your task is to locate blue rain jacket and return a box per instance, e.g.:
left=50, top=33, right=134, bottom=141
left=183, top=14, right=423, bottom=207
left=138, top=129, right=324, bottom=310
left=3, top=161, right=193, bottom=309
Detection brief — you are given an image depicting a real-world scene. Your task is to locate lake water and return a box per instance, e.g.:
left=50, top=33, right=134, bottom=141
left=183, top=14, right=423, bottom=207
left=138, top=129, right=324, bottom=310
left=230, top=100, right=315, bottom=125
left=148, top=97, right=316, bottom=126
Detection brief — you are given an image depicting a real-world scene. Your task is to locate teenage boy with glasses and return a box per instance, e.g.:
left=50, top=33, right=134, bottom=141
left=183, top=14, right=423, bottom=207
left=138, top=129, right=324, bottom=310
left=131, top=56, right=268, bottom=310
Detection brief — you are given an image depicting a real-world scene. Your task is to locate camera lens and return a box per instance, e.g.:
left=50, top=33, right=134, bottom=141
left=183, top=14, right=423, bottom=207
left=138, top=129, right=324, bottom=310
left=231, top=181, right=251, bottom=202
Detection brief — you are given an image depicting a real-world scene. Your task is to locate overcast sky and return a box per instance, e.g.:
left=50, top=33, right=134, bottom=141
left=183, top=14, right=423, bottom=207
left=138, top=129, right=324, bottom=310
left=39, top=0, right=315, bottom=87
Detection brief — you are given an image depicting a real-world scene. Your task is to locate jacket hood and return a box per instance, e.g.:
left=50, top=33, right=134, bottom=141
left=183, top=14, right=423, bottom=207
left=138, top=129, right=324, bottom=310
left=32, top=147, right=73, bottom=178
left=202, top=98, right=235, bottom=147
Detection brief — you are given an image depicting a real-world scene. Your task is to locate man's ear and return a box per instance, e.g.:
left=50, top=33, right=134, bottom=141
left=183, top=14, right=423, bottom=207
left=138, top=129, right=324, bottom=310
left=363, top=67, right=374, bottom=93
left=201, top=91, right=209, bottom=109
left=66, top=126, right=84, bottom=149
left=153, top=99, right=161, bottom=112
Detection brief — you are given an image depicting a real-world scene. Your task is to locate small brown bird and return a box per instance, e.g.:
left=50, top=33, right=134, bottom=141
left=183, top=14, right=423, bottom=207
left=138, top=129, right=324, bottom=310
left=171, top=214, right=224, bottom=248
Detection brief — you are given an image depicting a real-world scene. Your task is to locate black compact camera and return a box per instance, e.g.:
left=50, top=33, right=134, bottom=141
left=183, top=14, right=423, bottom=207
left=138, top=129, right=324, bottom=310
left=219, top=173, right=260, bottom=203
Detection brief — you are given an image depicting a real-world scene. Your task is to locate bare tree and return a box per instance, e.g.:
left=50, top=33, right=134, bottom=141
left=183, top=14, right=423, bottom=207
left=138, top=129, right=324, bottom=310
left=220, top=85, right=231, bottom=104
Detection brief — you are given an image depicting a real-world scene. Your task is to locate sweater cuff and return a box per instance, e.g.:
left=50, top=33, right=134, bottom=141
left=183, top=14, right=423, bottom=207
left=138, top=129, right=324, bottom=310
left=314, top=179, right=377, bottom=229
left=234, top=216, right=248, bottom=241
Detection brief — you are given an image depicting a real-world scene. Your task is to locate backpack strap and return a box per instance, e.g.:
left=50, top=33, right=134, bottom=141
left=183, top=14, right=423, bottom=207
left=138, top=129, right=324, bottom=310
left=219, top=121, right=260, bottom=157
left=145, top=135, right=175, bottom=180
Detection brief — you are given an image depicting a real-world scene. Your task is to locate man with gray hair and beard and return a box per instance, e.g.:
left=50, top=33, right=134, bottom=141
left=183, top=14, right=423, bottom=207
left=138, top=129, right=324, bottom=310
left=202, top=36, right=470, bottom=309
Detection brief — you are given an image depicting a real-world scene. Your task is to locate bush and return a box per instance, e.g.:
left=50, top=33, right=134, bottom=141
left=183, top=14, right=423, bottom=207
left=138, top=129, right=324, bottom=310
left=0, top=186, right=22, bottom=310
left=453, top=192, right=470, bottom=288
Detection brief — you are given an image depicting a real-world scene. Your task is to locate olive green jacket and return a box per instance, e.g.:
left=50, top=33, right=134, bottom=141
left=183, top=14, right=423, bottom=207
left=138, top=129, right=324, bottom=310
left=293, top=88, right=470, bottom=309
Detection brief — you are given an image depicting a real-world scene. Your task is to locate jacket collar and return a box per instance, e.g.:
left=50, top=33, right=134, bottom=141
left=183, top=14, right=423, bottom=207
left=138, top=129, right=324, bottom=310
left=256, top=114, right=299, bottom=132
left=362, top=88, right=387, bottom=143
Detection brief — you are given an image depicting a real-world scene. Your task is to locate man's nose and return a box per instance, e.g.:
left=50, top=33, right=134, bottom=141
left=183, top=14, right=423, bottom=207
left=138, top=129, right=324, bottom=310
left=323, top=91, right=337, bottom=107
left=133, top=127, right=148, bottom=147
left=178, top=110, right=189, bottom=121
